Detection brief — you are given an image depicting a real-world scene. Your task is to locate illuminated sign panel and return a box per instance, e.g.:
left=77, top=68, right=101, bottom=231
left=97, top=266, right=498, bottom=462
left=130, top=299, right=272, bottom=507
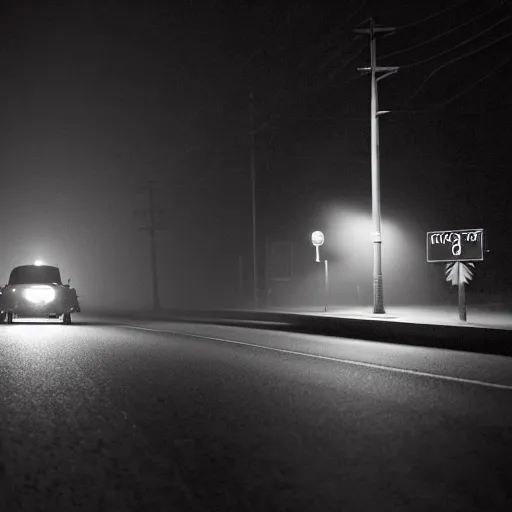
left=426, top=229, right=484, bottom=263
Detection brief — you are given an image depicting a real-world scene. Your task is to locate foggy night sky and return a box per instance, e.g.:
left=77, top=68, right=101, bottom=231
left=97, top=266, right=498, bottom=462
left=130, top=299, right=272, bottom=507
left=0, top=0, right=511, bottom=310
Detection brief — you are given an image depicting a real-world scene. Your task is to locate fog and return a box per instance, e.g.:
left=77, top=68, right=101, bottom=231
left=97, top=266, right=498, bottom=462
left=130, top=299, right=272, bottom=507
left=0, top=1, right=510, bottom=314
left=263, top=201, right=447, bottom=310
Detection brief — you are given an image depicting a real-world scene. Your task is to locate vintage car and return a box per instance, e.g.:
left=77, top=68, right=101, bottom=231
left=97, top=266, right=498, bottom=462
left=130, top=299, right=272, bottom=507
left=0, top=264, right=80, bottom=324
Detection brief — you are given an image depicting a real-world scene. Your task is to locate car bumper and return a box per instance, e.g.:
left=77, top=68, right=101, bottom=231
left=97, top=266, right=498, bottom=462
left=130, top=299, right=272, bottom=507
left=1, top=300, right=80, bottom=317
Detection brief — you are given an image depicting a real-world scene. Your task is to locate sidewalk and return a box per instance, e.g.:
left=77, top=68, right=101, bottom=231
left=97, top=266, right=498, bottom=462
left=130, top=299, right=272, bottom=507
left=99, top=303, right=512, bottom=357
left=113, top=303, right=512, bottom=331
left=263, top=304, right=512, bottom=331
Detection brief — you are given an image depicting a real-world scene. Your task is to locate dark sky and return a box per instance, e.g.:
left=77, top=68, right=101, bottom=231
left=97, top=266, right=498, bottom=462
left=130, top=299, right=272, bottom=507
left=0, top=0, right=510, bottom=309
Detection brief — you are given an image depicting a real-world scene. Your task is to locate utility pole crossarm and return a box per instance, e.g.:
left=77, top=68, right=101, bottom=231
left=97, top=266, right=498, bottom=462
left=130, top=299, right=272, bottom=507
left=353, top=27, right=395, bottom=34
left=357, top=66, right=399, bottom=73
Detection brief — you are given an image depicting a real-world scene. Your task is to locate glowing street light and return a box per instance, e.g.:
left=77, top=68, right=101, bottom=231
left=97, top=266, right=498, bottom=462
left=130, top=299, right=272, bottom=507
left=311, top=230, right=325, bottom=262
left=34, top=259, right=44, bottom=266
left=318, top=202, right=421, bottom=308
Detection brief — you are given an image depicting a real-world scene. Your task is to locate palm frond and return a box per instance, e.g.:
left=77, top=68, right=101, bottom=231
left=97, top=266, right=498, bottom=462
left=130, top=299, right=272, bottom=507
left=460, top=262, right=475, bottom=284
left=445, top=262, right=475, bottom=286
left=445, top=262, right=458, bottom=285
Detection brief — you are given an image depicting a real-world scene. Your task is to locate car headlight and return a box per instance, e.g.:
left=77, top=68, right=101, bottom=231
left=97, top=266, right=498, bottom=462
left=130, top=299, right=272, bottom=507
left=23, top=286, right=56, bottom=304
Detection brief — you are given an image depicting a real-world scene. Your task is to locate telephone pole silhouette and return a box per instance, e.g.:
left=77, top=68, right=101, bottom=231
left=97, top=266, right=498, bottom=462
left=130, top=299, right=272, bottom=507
left=134, top=180, right=166, bottom=311
left=354, top=18, right=399, bottom=314
left=249, top=90, right=258, bottom=307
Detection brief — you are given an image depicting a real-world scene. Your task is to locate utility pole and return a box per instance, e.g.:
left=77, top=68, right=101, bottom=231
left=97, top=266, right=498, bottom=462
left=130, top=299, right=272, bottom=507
left=134, top=180, right=166, bottom=311
left=249, top=90, right=258, bottom=308
left=355, top=18, right=399, bottom=314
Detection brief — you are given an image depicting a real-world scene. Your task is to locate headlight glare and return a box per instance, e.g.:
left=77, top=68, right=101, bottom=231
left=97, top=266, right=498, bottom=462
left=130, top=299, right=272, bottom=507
left=24, top=286, right=56, bottom=304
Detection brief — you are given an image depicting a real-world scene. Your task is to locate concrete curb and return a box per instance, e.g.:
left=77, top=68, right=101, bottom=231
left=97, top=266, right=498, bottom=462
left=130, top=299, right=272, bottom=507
left=100, top=308, right=512, bottom=358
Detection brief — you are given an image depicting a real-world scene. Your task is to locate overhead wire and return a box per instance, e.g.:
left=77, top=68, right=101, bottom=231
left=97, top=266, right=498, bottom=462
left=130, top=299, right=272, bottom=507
left=326, top=43, right=366, bottom=79
left=398, top=15, right=511, bottom=68
left=243, top=1, right=369, bottom=138
left=393, top=0, right=472, bottom=30
left=183, top=5, right=369, bottom=157
left=405, top=28, right=512, bottom=103
left=186, top=3, right=505, bottom=157
left=394, top=54, right=512, bottom=114
left=296, top=1, right=368, bottom=71
left=430, top=54, right=512, bottom=110
left=379, top=1, right=507, bottom=59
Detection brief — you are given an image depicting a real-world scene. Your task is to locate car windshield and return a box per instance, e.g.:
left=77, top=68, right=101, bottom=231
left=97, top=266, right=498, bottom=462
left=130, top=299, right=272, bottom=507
left=8, top=265, right=62, bottom=285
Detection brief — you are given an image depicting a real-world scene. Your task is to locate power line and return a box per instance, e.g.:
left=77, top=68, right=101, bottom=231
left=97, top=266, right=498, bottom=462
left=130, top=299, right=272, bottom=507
left=189, top=6, right=368, bottom=153
left=430, top=55, right=512, bottom=110
left=405, top=28, right=512, bottom=103
left=250, top=1, right=367, bottom=66
left=394, top=0, right=472, bottom=30
left=326, top=44, right=366, bottom=79
left=348, top=0, right=368, bottom=24
left=317, top=38, right=361, bottom=72
left=399, top=15, right=511, bottom=68
left=393, top=54, right=512, bottom=114
left=297, top=0, right=368, bottom=68
left=380, top=2, right=507, bottom=60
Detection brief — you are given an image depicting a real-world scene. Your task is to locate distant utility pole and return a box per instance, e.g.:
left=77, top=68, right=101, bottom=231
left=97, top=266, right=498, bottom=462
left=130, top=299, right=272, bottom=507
left=354, top=18, right=399, bottom=314
left=249, top=90, right=258, bottom=307
left=134, top=180, right=166, bottom=311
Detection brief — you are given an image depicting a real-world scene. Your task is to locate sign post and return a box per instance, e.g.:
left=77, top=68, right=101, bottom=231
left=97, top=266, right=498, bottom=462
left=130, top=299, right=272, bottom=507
left=426, top=229, right=483, bottom=322
left=324, top=259, right=329, bottom=313
left=458, top=262, right=466, bottom=322
left=311, top=231, right=329, bottom=312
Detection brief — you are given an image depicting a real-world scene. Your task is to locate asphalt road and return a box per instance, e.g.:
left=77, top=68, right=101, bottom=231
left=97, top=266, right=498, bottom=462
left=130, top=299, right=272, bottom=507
left=1, top=316, right=511, bottom=511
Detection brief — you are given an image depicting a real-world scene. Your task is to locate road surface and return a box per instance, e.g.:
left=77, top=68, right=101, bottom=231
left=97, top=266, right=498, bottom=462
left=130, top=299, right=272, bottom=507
left=1, top=316, right=511, bottom=511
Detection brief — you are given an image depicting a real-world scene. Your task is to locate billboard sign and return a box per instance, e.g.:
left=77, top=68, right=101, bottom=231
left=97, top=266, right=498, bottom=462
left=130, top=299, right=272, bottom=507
left=426, top=229, right=484, bottom=263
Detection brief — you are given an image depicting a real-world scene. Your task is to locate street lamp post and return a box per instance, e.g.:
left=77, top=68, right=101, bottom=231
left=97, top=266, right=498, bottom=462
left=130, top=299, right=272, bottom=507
left=355, top=18, right=399, bottom=314
left=370, top=23, right=384, bottom=314
left=311, top=231, right=329, bottom=312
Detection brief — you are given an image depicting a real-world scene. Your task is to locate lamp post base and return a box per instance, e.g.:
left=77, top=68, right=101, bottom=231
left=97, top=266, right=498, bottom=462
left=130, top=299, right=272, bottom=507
left=373, top=274, right=385, bottom=314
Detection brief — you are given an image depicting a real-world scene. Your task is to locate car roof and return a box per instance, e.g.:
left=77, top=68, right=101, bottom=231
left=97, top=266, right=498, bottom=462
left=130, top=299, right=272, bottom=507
left=8, top=265, right=62, bottom=285
left=12, top=264, right=59, bottom=270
